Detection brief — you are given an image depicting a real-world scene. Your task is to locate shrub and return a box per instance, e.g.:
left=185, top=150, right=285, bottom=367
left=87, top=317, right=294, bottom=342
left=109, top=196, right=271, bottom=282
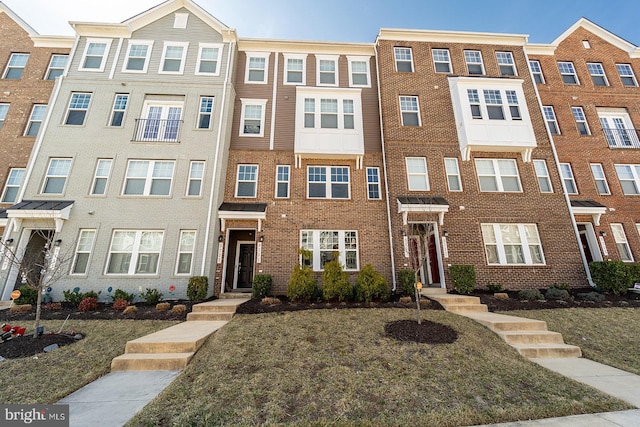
left=322, top=260, right=352, bottom=302
left=577, top=291, right=606, bottom=302
left=545, top=288, right=570, bottom=301
left=78, top=297, right=98, bottom=312
left=548, top=283, right=571, bottom=291
left=252, top=274, right=273, bottom=298
left=112, top=289, right=136, bottom=303
left=112, top=298, right=130, bottom=311
left=487, top=283, right=502, bottom=293
left=397, top=269, right=416, bottom=296
left=156, top=302, right=171, bottom=311
left=171, top=304, right=186, bottom=314
left=518, top=289, right=544, bottom=301
left=63, top=289, right=100, bottom=307
left=589, top=261, right=630, bottom=295
left=140, top=288, right=163, bottom=305
left=287, top=264, right=318, bottom=302
left=123, top=306, right=138, bottom=316
left=14, top=286, right=37, bottom=305
left=187, top=276, right=208, bottom=301
left=355, top=264, right=390, bottom=302
left=449, top=265, right=476, bottom=295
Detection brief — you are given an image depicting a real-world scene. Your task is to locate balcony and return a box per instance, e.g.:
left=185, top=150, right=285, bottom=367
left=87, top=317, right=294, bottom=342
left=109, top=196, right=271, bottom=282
left=133, top=119, right=183, bottom=143
left=602, top=128, right=640, bottom=149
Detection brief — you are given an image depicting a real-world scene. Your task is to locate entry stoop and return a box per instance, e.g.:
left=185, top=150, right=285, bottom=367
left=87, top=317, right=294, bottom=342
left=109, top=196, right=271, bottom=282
left=186, top=298, right=247, bottom=321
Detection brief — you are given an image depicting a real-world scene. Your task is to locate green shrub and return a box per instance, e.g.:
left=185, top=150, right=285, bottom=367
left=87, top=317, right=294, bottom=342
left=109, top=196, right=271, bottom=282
left=321, top=260, right=352, bottom=301
left=355, top=264, right=390, bottom=302
left=78, top=297, right=97, bottom=312
left=518, top=289, right=544, bottom=301
left=63, top=289, right=101, bottom=307
left=577, top=291, right=605, bottom=302
left=626, top=263, right=640, bottom=285
left=548, top=283, right=571, bottom=291
left=252, top=274, right=273, bottom=298
left=397, top=269, right=416, bottom=296
left=486, top=283, right=502, bottom=293
left=589, top=261, right=630, bottom=295
left=14, top=286, right=37, bottom=305
left=140, top=288, right=163, bottom=305
left=112, top=289, right=136, bottom=303
left=187, top=276, right=209, bottom=301
left=545, top=288, right=570, bottom=301
left=287, top=264, right=318, bottom=302
left=449, top=265, right=475, bottom=294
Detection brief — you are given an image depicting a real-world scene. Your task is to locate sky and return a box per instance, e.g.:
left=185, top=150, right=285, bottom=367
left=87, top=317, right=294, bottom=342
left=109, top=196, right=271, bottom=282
left=2, top=0, right=640, bottom=46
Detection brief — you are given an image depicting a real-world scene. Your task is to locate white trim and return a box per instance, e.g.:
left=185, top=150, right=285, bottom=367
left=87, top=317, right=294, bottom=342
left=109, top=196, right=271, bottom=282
left=41, top=158, right=73, bottom=195
left=405, top=157, right=430, bottom=191
left=234, top=164, right=259, bottom=198
left=283, top=53, right=307, bottom=85
left=316, top=54, right=339, bottom=87
left=576, top=223, right=603, bottom=262
left=186, top=160, right=205, bottom=197
left=121, top=159, right=176, bottom=197
left=196, top=42, right=223, bottom=76
left=307, top=165, right=351, bottom=199
left=239, top=98, right=268, bottom=137
left=347, top=55, right=371, bottom=88
left=244, top=51, right=270, bottom=83
left=79, top=38, right=112, bottom=72
left=397, top=201, right=449, bottom=226
left=89, top=158, right=113, bottom=196
left=533, top=159, right=553, bottom=193
left=121, top=39, right=154, bottom=74
left=159, top=41, right=189, bottom=75
left=571, top=205, right=606, bottom=227
left=175, top=230, right=196, bottom=275
left=275, top=164, right=290, bottom=199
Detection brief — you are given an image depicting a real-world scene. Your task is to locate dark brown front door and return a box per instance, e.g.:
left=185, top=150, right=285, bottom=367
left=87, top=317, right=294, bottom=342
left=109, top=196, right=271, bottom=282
left=236, top=243, right=255, bottom=288
left=578, top=225, right=594, bottom=264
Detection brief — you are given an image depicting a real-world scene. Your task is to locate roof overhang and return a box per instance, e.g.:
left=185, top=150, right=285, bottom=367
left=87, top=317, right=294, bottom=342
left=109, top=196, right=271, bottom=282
left=0, top=209, right=7, bottom=228
left=218, top=203, right=267, bottom=232
left=397, top=196, right=449, bottom=226
left=377, top=28, right=528, bottom=46
left=6, top=200, right=74, bottom=232
left=570, top=199, right=606, bottom=226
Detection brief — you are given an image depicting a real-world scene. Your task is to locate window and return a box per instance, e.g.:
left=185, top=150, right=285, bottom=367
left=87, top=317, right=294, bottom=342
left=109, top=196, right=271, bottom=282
left=481, top=223, right=544, bottom=265
left=239, top=99, right=267, bottom=137
left=236, top=164, right=258, bottom=198
left=599, top=110, right=638, bottom=148
left=432, top=49, right=452, bottom=73
left=80, top=39, right=111, bottom=72
left=196, top=43, right=222, bottom=75
left=106, top=230, right=164, bottom=275
left=467, top=89, right=482, bottom=119
left=45, top=54, right=68, bottom=80
left=610, top=224, right=633, bottom=262
left=484, top=90, right=504, bottom=120
left=343, top=100, right=354, bottom=129
left=615, top=164, right=640, bottom=195
left=42, top=158, right=72, bottom=194
left=137, top=101, right=183, bottom=142
left=543, top=106, right=559, bottom=135
left=187, top=161, right=205, bottom=196
left=308, top=166, right=350, bottom=199
left=0, top=103, right=8, bottom=129
left=65, top=93, right=91, bottom=126
left=122, top=40, right=153, bottom=72
left=1, top=168, right=25, bottom=203
left=616, top=64, right=638, bottom=87
left=399, top=96, right=420, bottom=126
left=366, top=167, right=381, bottom=199
left=320, top=99, right=338, bottom=128
left=300, top=230, right=358, bottom=271
left=109, top=94, right=128, bottom=127
left=558, top=61, right=579, bottom=85
left=444, top=158, right=462, bottom=191
left=572, top=107, right=589, bottom=135
left=90, top=159, right=112, bottom=195
left=302, top=96, right=359, bottom=130
left=284, top=54, right=306, bottom=84
left=464, top=50, right=484, bottom=75
left=123, top=160, right=175, bottom=196
left=198, top=96, right=214, bottom=129
left=559, top=163, right=578, bottom=194
left=475, top=159, right=521, bottom=192
left=317, top=56, right=338, bottom=86
left=176, top=230, right=196, bottom=275
left=304, top=98, right=315, bottom=128
left=25, top=104, right=47, bottom=136
left=505, top=90, right=521, bottom=120
left=3, top=53, right=29, bottom=79
left=276, top=165, right=290, bottom=198
left=406, top=157, right=429, bottom=191
left=496, top=51, right=516, bottom=76
left=159, top=42, right=188, bottom=74
left=245, top=53, right=268, bottom=83
left=533, top=160, right=553, bottom=193
left=348, top=56, right=370, bottom=87
left=71, top=229, right=96, bottom=275
left=174, top=13, right=188, bottom=28
left=590, top=163, right=610, bottom=195
left=529, top=60, right=545, bottom=84
left=587, top=62, right=608, bottom=86
left=394, top=47, right=413, bottom=72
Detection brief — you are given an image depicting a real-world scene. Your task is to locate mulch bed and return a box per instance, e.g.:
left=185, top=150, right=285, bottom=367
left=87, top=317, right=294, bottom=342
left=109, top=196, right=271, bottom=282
left=0, top=333, right=77, bottom=359
left=235, top=296, right=443, bottom=314
left=385, top=319, right=458, bottom=344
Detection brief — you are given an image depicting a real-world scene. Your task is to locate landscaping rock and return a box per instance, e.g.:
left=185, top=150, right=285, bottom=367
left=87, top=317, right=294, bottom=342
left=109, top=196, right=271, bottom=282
left=43, top=343, right=59, bottom=353
left=73, top=334, right=83, bottom=340
left=494, top=292, right=509, bottom=300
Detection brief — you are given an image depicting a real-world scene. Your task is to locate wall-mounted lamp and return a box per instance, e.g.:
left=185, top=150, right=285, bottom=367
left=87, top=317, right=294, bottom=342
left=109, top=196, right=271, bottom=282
left=401, top=230, right=406, bottom=237
left=599, top=231, right=607, bottom=237
left=54, top=239, right=62, bottom=246
left=218, top=235, right=223, bottom=242
left=259, top=235, right=264, bottom=242
left=443, top=231, right=449, bottom=237
left=5, top=238, right=14, bottom=244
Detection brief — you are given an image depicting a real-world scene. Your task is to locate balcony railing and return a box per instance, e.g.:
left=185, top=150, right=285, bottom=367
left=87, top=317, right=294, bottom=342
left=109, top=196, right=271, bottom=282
left=133, top=119, right=183, bottom=143
left=602, top=127, right=640, bottom=149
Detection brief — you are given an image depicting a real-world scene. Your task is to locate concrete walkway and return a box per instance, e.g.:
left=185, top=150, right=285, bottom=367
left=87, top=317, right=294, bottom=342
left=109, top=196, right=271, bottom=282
left=480, top=409, right=640, bottom=426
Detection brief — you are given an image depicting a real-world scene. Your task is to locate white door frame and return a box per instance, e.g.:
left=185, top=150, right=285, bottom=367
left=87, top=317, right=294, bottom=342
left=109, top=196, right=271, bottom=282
left=577, top=222, right=603, bottom=262
left=408, top=221, right=446, bottom=289
left=233, top=240, right=255, bottom=289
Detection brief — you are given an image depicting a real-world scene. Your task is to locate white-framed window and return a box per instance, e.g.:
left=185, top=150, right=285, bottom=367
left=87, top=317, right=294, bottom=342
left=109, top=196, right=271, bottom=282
left=484, top=90, right=505, bottom=120
left=432, top=48, right=452, bottom=73
left=572, top=106, right=589, bottom=135
left=615, top=164, right=640, bottom=195
left=284, top=53, right=306, bottom=85
left=90, top=159, right=113, bottom=195
left=590, top=163, right=610, bottom=195
left=71, top=229, right=96, bottom=275
left=159, top=41, right=189, bottom=74
left=505, top=90, right=521, bottom=120
left=122, top=40, right=153, bottom=73
left=173, top=12, right=188, bottom=28
left=244, top=52, right=269, bottom=83
left=42, top=158, right=72, bottom=194
left=196, top=43, right=222, bottom=75
left=175, top=230, right=196, bottom=275
left=399, top=96, right=420, bottom=126
left=543, top=106, right=560, bottom=135
left=320, top=99, right=338, bottom=128
left=616, top=64, right=638, bottom=87
left=300, top=230, right=358, bottom=271
left=558, top=61, right=579, bottom=85
left=467, top=89, right=482, bottom=119
left=275, top=165, right=290, bottom=198
left=465, top=87, right=523, bottom=121
left=559, top=163, right=578, bottom=194
left=587, top=62, right=608, bottom=86
left=137, top=100, right=183, bottom=142
left=236, top=164, right=258, bottom=198
left=45, top=54, right=68, bottom=80
left=0, top=103, right=8, bottom=129
left=79, top=39, right=111, bottom=72
left=65, top=92, right=92, bottom=126
left=197, top=96, right=214, bottom=129
left=317, top=55, right=339, bottom=86
left=394, top=47, right=413, bottom=72
left=529, top=60, right=545, bottom=84
left=3, top=53, right=29, bottom=79
left=1, top=168, right=25, bottom=203
left=475, top=159, right=522, bottom=192
left=598, top=109, right=638, bottom=148
left=464, top=50, right=484, bottom=75
left=109, top=94, right=128, bottom=127
left=444, top=158, right=462, bottom=192
left=106, top=230, right=164, bottom=275
left=496, top=51, right=516, bottom=76
left=481, top=223, right=545, bottom=265
left=301, top=95, right=359, bottom=130
left=533, top=159, right=553, bottom=193
left=366, top=167, right=381, bottom=199
left=123, top=160, right=175, bottom=196
left=187, top=161, right=205, bottom=197
left=25, top=104, right=47, bottom=136
left=239, top=99, right=267, bottom=137
left=347, top=56, right=370, bottom=87
left=307, top=166, right=350, bottom=199
left=610, top=223, right=633, bottom=262
left=406, top=157, right=429, bottom=191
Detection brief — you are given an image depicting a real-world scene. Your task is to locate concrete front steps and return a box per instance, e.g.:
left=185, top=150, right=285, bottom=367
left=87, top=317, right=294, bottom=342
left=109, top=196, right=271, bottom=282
left=186, top=298, right=248, bottom=321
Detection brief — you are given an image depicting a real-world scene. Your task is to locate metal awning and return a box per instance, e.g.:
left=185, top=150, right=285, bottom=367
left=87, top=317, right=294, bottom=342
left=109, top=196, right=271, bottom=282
left=570, top=199, right=607, bottom=226
left=218, top=202, right=267, bottom=232
left=0, top=209, right=7, bottom=227
left=6, top=200, right=74, bottom=232
left=397, top=196, right=450, bottom=226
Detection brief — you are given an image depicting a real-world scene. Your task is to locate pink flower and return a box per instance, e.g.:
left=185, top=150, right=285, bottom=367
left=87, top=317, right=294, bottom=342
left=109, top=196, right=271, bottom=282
left=169, top=285, right=176, bottom=292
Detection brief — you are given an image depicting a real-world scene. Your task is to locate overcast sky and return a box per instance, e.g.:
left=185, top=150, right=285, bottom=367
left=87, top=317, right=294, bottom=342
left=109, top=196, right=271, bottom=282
left=3, top=0, right=640, bottom=45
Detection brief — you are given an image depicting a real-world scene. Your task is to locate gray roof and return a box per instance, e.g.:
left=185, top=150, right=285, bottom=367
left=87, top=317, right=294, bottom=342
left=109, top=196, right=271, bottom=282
left=570, top=199, right=606, bottom=208
left=397, top=196, right=449, bottom=206
left=7, top=200, right=75, bottom=211
left=0, top=209, right=7, bottom=219
left=219, top=202, right=267, bottom=212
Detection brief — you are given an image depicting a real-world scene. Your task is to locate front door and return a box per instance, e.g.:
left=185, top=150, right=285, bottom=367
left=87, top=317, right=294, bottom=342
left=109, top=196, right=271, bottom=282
left=234, top=242, right=255, bottom=289
left=13, top=230, right=54, bottom=289
left=577, top=223, right=601, bottom=263
left=408, top=222, right=442, bottom=287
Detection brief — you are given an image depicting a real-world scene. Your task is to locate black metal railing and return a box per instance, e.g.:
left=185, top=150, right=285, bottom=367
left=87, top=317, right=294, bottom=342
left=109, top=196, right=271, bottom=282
left=132, top=119, right=183, bottom=143
left=602, top=127, right=640, bottom=148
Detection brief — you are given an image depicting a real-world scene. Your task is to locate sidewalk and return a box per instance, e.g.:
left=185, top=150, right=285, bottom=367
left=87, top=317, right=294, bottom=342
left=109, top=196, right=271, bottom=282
left=480, top=409, right=640, bottom=426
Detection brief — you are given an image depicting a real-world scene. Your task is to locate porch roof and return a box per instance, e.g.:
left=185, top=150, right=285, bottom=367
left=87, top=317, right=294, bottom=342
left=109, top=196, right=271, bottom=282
left=397, top=196, right=450, bottom=226
left=0, top=208, right=7, bottom=227
left=218, top=202, right=267, bottom=232
left=5, top=200, right=74, bottom=232
left=570, top=199, right=607, bottom=226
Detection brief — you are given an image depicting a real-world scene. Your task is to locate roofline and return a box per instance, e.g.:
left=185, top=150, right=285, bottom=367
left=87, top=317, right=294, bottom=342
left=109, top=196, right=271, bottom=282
left=238, top=37, right=374, bottom=55
left=377, top=28, right=529, bottom=46
left=30, top=35, right=75, bottom=49
left=0, top=1, right=39, bottom=35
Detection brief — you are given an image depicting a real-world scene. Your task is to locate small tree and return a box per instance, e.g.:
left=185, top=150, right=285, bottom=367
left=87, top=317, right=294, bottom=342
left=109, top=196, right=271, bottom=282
left=322, top=258, right=352, bottom=302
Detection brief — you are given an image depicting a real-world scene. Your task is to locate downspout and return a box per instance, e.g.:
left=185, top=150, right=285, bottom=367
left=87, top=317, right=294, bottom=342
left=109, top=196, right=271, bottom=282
left=374, top=40, right=397, bottom=291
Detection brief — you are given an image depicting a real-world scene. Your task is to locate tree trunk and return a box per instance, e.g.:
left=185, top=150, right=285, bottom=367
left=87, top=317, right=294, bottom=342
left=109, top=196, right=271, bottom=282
left=33, top=285, right=43, bottom=339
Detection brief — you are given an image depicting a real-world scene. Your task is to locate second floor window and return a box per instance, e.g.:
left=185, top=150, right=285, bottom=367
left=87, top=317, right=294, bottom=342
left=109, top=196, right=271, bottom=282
left=236, top=164, right=258, bottom=197
left=308, top=166, right=349, bottom=199
left=276, top=165, right=290, bottom=198
left=533, top=159, right=553, bottom=193
left=42, top=158, right=72, bottom=194
left=366, top=167, right=381, bottom=199
left=187, top=161, right=205, bottom=196
left=615, top=164, right=640, bottom=195
left=406, top=157, right=429, bottom=191
left=590, top=163, right=610, bottom=195
left=543, top=106, right=559, bottom=135
left=559, top=163, right=578, bottom=194
left=475, top=159, right=521, bottom=192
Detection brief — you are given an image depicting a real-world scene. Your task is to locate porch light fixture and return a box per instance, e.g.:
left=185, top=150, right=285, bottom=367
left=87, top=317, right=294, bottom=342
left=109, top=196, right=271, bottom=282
left=218, top=235, right=223, bottom=242
left=599, top=231, right=607, bottom=237
left=443, top=231, right=449, bottom=237
left=54, top=239, right=62, bottom=246
left=401, top=230, right=406, bottom=237
left=259, top=235, right=264, bottom=242
left=5, top=238, right=13, bottom=244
